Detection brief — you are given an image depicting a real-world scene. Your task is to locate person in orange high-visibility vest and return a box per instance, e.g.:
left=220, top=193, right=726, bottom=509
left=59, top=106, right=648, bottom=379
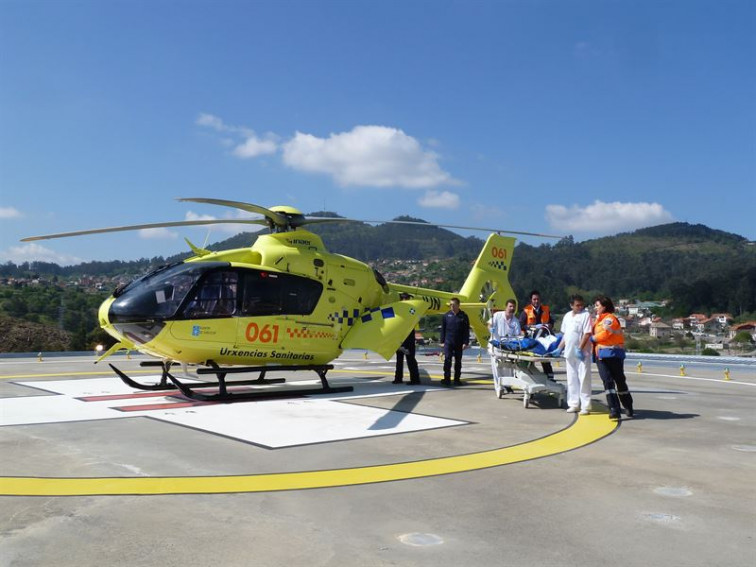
left=519, top=290, right=555, bottom=380
left=591, top=295, right=634, bottom=419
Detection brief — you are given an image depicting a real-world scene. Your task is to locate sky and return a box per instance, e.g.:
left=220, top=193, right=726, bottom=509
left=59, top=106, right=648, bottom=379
left=1, top=0, right=754, bottom=265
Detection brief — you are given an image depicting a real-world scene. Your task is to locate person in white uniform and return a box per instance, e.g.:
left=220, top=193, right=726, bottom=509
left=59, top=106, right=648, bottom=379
left=489, top=299, right=521, bottom=342
left=556, top=294, right=593, bottom=414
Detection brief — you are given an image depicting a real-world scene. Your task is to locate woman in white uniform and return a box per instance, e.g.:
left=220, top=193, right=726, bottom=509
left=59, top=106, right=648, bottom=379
left=556, top=295, right=593, bottom=414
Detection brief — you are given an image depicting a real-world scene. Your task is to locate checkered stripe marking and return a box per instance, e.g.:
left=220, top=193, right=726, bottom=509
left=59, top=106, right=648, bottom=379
left=327, top=308, right=363, bottom=326
left=488, top=260, right=508, bottom=271
left=328, top=306, right=396, bottom=327
left=285, top=327, right=335, bottom=340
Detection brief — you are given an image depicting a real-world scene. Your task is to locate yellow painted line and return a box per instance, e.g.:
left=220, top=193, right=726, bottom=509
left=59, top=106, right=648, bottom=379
left=331, top=368, right=393, bottom=376
left=0, top=413, right=615, bottom=496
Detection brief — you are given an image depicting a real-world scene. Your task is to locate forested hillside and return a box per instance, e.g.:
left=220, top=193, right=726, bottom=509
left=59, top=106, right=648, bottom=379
left=511, top=224, right=755, bottom=316
left=204, top=215, right=483, bottom=261
left=2, top=221, right=754, bottom=352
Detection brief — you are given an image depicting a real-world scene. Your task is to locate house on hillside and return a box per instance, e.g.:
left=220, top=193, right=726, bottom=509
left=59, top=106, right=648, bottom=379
left=625, top=304, right=643, bottom=316
left=671, top=318, right=688, bottom=331
left=701, top=318, right=724, bottom=335
left=710, top=313, right=734, bottom=328
left=649, top=322, right=672, bottom=339
left=688, top=313, right=709, bottom=333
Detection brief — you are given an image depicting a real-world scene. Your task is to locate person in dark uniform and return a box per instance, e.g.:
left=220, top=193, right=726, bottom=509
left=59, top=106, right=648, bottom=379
left=394, top=293, right=420, bottom=384
left=519, top=290, right=555, bottom=380
left=440, top=297, right=470, bottom=386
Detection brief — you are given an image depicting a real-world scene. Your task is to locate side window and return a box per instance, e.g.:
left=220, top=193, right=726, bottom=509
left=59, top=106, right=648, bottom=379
left=183, top=271, right=238, bottom=318
left=280, top=273, right=322, bottom=314
left=240, top=271, right=322, bottom=316
left=241, top=272, right=283, bottom=316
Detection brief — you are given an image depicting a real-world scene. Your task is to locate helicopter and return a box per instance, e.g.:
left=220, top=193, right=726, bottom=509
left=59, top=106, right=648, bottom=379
left=22, top=198, right=558, bottom=402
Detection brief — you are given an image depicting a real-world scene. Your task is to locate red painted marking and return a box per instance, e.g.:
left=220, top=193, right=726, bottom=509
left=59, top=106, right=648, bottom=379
left=112, top=400, right=213, bottom=412
left=77, top=391, right=173, bottom=402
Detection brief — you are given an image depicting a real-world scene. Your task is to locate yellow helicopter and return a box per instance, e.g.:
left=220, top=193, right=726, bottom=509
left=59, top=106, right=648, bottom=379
left=22, top=198, right=557, bottom=402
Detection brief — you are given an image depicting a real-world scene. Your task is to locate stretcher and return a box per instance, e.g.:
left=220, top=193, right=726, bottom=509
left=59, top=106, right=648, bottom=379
left=488, top=345, right=566, bottom=408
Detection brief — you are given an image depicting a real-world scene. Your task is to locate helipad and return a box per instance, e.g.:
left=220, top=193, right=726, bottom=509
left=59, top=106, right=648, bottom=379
left=1, top=352, right=754, bottom=566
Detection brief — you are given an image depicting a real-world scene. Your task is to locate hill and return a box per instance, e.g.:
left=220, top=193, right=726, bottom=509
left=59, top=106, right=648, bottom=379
left=2, top=220, right=754, bottom=353
left=199, top=214, right=483, bottom=262
left=511, top=223, right=755, bottom=316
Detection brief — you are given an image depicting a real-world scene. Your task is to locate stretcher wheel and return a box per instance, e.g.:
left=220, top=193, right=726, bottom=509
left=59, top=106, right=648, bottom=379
left=494, top=376, right=503, bottom=399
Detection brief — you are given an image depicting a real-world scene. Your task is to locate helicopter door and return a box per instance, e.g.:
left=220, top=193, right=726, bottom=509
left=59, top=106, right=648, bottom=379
left=236, top=269, right=326, bottom=355
left=171, top=270, right=239, bottom=344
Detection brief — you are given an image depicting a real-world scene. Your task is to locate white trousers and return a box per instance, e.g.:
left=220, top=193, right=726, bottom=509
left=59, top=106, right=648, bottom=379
left=565, top=356, right=592, bottom=409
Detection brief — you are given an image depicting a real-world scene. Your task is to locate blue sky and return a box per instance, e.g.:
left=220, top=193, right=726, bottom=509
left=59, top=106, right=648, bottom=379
left=1, top=0, right=754, bottom=265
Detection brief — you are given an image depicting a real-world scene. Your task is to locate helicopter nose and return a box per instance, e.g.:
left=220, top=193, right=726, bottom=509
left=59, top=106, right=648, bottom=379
left=99, top=296, right=165, bottom=346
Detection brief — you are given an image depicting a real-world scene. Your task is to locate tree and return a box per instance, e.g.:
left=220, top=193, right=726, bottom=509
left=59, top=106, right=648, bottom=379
left=732, top=331, right=753, bottom=346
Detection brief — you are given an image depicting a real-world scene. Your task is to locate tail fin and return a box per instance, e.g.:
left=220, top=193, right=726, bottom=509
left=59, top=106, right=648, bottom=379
left=459, top=234, right=517, bottom=347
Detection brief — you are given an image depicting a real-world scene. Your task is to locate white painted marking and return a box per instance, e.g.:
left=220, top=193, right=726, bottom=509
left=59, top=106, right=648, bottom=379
left=717, top=416, right=741, bottom=421
left=731, top=445, right=756, bottom=453
left=398, top=533, right=444, bottom=547
left=643, top=513, right=681, bottom=524
left=1, top=377, right=464, bottom=448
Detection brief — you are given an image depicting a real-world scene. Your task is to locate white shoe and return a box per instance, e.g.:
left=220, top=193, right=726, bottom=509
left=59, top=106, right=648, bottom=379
left=579, top=409, right=591, bottom=415
left=566, top=406, right=580, bottom=413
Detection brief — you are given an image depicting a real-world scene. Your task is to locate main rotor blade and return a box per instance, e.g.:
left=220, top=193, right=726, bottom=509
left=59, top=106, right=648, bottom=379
left=178, top=198, right=288, bottom=227
left=301, top=217, right=563, bottom=239
left=21, top=219, right=268, bottom=242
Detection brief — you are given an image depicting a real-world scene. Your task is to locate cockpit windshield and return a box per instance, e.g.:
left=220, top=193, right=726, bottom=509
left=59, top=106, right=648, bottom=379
left=109, top=262, right=229, bottom=323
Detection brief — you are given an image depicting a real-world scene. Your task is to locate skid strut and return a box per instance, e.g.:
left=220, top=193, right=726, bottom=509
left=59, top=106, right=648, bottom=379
left=110, top=362, right=353, bottom=402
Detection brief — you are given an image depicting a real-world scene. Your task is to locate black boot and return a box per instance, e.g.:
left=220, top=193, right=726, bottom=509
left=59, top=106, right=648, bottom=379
left=619, top=392, right=634, bottom=417
left=607, top=392, right=621, bottom=420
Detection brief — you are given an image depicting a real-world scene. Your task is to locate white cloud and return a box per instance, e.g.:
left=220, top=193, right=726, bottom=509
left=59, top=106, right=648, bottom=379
left=232, top=136, right=278, bottom=158
left=545, top=200, right=673, bottom=233
left=282, top=126, right=456, bottom=188
left=184, top=211, right=259, bottom=235
left=0, top=243, right=83, bottom=266
left=138, top=228, right=179, bottom=240
left=196, top=113, right=227, bottom=131
left=418, top=190, right=460, bottom=210
left=0, top=206, right=22, bottom=219
left=197, top=112, right=278, bottom=158
left=197, top=116, right=458, bottom=189
left=185, top=211, right=217, bottom=222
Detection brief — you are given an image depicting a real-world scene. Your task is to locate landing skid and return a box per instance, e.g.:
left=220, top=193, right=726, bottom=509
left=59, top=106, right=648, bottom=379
left=109, top=361, right=353, bottom=402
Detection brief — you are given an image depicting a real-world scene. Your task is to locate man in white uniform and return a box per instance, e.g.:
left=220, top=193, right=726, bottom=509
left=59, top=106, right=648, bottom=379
left=489, top=299, right=521, bottom=342
left=556, top=294, right=593, bottom=414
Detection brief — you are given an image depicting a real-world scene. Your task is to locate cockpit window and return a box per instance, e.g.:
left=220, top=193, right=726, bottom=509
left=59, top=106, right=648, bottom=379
left=183, top=271, right=238, bottom=319
left=109, top=262, right=229, bottom=323
left=109, top=262, right=322, bottom=323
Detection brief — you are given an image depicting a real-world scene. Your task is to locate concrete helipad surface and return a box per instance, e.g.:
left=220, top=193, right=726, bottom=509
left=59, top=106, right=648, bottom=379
left=1, top=352, right=754, bottom=566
